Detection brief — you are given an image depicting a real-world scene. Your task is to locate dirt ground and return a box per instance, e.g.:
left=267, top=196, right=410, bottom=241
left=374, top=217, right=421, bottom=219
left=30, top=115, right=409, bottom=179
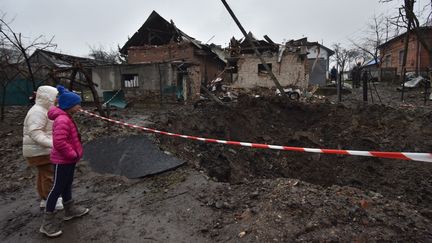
left=1, top=83, right=432, bottom=242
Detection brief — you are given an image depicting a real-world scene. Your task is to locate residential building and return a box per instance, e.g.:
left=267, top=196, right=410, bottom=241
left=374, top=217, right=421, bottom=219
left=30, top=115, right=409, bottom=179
left=378, top=26, right=432, bottom=75
left=98, top=11, right=226, bottom=103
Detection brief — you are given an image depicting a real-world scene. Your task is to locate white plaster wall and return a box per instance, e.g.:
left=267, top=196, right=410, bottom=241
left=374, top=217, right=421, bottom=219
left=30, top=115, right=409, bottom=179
left=92, top=67, right=118, bottom=97
left=307, top=46, right=329, bottom=60
left=233, top=53, right=309, bottom=89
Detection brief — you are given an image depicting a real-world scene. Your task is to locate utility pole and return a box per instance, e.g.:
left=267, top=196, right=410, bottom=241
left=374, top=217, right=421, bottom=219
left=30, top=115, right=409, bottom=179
left=220, top=0, right=288, bottom=97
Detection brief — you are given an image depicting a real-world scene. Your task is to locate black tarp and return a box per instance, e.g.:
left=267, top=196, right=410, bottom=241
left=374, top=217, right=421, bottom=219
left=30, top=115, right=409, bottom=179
left=84, top=135, right=185, bottom=178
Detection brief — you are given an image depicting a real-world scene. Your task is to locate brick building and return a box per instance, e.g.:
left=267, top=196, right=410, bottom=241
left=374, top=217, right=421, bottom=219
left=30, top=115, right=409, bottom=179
left=378, top=26, right=432, bottom=74
left=114, top=11, right=225, bottom=102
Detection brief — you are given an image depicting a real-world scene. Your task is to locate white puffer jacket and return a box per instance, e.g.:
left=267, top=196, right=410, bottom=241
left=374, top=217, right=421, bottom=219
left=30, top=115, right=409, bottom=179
left=22, top=86, right=58, bottom=157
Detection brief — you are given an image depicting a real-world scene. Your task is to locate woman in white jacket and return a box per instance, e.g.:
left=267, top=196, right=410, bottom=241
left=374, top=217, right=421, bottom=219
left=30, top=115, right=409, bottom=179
left=23, top=85, right=63, bottom=210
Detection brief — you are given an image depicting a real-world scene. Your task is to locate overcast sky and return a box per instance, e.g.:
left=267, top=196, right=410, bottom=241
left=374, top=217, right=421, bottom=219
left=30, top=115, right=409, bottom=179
left=0, top=0, right=429, bottom=57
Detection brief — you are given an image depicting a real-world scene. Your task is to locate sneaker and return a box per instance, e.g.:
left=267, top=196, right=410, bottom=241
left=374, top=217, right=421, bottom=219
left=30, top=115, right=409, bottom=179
left=55, top=197, right=64, bottom=210
left=40, top=199, right=46, bottom=209
left=40, top=198, right=64, bottom=210
left=63, top=200, right=89, bottom=221
left=39, top=212, right=62, bottom=237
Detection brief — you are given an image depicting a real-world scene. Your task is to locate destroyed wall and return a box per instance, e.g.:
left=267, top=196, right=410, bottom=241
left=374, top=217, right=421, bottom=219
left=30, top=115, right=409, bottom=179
left=92, top=62, right=204, bottom=103
left=307, top=46, right=332, bottom=86
left=92, top=63, right=175, bottom=102
left=127, top=42, right=223, bottom=83
left=185, top=65, right=201, bottom=101
left=233, top=52, right=308, bottom=89
left=125, top=42, right=224, bottom=102
left=127, top=42, right=195, bottom=64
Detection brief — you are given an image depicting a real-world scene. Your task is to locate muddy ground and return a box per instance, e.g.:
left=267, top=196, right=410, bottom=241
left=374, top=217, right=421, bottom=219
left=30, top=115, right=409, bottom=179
left=1, top=83, right=432, bottom=242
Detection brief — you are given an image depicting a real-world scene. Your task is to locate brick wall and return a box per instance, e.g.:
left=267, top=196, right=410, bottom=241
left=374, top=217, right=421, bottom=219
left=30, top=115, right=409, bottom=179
left=380, top=31, right=432, bottom=73
left=127, top=42, right=224, bottom=90
left=233, top=53, right=309, bottom=89
left=127, top=43, right=195, bottom=64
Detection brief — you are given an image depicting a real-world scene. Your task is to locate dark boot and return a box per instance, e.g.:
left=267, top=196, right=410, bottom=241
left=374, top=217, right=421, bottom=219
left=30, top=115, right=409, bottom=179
left=39, top=212, right=62, bottom=237
left=63, top=200, right=89, bottom=221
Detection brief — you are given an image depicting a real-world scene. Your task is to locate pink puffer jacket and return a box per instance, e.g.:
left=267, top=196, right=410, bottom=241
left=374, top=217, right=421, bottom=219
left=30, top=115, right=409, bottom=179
left=48, top=106, right=83, bottom=164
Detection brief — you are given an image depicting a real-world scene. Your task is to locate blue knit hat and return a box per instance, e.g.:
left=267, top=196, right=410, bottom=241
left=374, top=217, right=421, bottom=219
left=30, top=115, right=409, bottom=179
left=57, top=85, right=81, bottom=110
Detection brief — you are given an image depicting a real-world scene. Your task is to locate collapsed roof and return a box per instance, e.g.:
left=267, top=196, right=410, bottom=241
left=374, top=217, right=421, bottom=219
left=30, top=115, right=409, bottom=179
left=229, top=32, right=280, bottom=55
left=286, top=37, right=335, bottom=56
left=30, top=49, right=110, bottom=68
left=229, top=35, right=334, bottom=57
left=120, top=11, right=226, bottom=63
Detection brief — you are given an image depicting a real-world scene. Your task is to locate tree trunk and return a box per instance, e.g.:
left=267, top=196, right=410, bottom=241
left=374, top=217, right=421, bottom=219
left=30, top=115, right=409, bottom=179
left=82, top=70, right=106, bottom=117
left=68, top=69, right=78, bottom=91
left=1, top=85, right=7, bottom=122
left=23, top=54, right=36, bottom=91
left=400, top=12, right=412, bottom=101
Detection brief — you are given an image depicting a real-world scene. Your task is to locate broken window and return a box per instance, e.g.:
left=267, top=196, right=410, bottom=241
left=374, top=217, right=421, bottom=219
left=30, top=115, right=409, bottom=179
left=123, top=74, right=139, bottom=88
left=258, top=63, right=272, bottom=75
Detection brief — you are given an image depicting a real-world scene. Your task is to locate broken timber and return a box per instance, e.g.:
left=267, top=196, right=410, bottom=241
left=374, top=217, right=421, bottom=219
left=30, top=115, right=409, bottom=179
left=220, top=0, right=288, bottom=98
left=200, top=86, right=229, bottom=107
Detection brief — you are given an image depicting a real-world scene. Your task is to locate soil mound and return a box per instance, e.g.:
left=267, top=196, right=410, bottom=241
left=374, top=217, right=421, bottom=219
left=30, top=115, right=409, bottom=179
left=153, top=96, right=432, bottom=212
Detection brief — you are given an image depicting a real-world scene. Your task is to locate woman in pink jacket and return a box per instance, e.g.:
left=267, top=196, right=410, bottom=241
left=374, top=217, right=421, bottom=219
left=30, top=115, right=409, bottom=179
left=40, top=85, right=89, bottom=238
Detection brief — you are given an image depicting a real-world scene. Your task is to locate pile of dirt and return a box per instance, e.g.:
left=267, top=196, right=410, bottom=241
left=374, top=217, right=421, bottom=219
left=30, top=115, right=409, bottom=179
left=198, top=179, right=432, bottom=242
left=151, top=95, right=432, bottom=212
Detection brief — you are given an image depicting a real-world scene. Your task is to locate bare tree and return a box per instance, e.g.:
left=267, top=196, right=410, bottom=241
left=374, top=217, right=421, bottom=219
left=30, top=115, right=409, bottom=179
left=0, top=14, right=56, bottom=91
left=0, top=36, right=20, bottom=120
left=381, top=0, right=432, bottom=100
left=332, top=43, right=359, bottom=76
left=381, top=0, right=432, bottom=68
left=88, top=45, right=124, bottom=64
left=350, top=14, right=392, bottom=67
left=331, top=43, right=359, bottom=102
left=0, top=13, right=57, bottom=120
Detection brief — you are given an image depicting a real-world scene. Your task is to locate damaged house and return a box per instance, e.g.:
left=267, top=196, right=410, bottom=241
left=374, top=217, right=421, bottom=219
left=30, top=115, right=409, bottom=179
left=92, top=11, right=225, bottom=103
left=286, top=38, right=334, bottom=86
left=226, top=35, right=333, bottom=89
left=1, top=48, right=106, bottom=105
left=28, top=49, right=110, bottom=102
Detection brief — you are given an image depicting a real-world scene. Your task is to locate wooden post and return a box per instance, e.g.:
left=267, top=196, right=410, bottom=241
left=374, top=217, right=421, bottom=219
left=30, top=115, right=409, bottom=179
left=81, top=69, right=106, bottom=117
left=69, top=68, right=78, bottom=91
left=200, top=86, right=228, bottom=107
left=106, top=102, right=111, bottom=132
left=401, top=67, right=406, bottom=102
left=337, top=71, right=342, bottom=103
left=425, top=68, right=431, bottom=105
left=363, top=71, right=368, bottom=103
left=158, top=63, right=163, bottom=107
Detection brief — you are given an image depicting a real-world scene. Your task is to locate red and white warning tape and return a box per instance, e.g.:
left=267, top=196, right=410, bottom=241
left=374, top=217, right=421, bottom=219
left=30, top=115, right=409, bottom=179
left=80, top=109, right=432, bottom=163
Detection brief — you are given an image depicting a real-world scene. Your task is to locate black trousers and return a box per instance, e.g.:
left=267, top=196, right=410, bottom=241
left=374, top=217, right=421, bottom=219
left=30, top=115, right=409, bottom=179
left=46, top=163, right=76, bottom=212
